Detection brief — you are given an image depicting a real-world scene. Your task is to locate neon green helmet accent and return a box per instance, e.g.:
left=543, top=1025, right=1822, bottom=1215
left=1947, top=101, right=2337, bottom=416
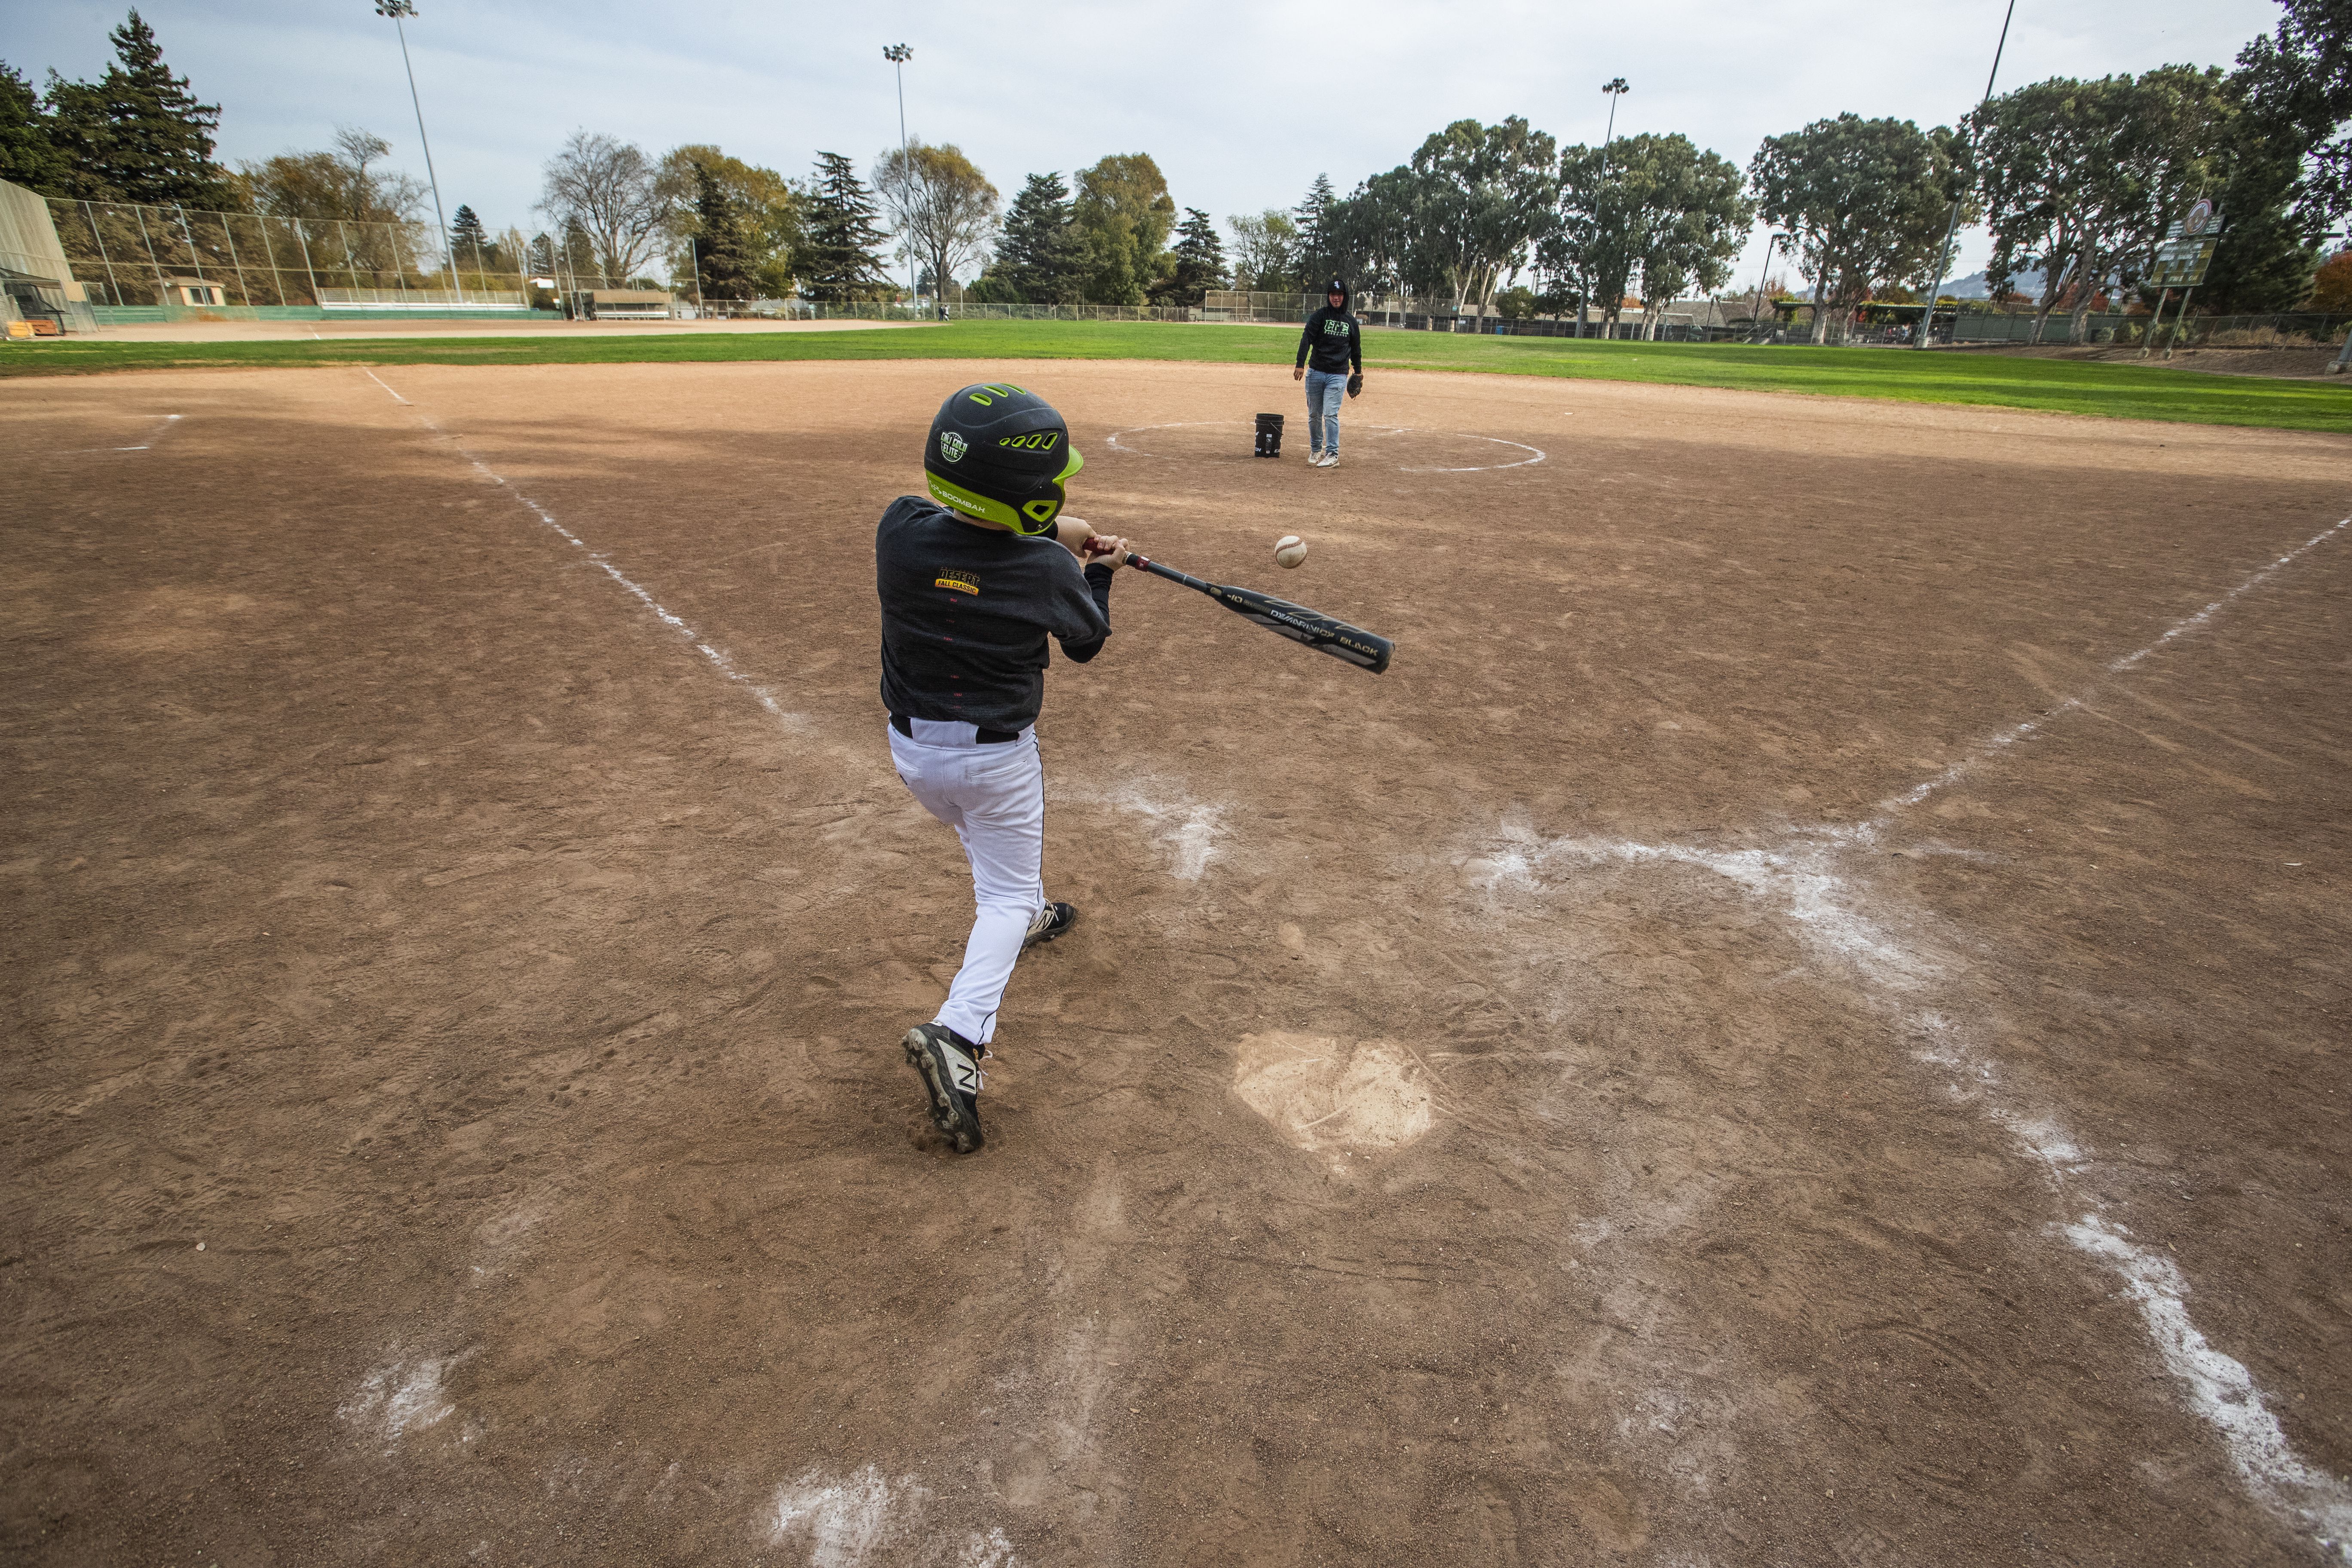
left=923, top=383, right=1081, bottom=536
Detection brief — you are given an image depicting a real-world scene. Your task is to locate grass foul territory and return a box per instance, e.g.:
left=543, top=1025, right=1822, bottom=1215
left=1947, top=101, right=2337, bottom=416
left=7, top=318, right=2347, bottom=431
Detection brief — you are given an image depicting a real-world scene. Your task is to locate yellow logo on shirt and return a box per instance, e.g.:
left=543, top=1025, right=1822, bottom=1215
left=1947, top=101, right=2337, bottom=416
left=935, top=572, right=979, bottom=594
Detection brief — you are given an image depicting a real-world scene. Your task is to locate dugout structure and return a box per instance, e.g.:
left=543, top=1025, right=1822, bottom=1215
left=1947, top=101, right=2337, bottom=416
left=0, top=178, right=98, bottom=335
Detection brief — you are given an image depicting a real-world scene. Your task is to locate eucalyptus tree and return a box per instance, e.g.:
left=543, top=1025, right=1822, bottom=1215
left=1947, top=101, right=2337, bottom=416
left=1321, top=169, right=1417, bottom=308
left=1624, top=136, right=1755, bottom=336
left=1544, top=132, right=1751, bottom=336
left=1540, top=142, right=1637, bottom=332
left=1749, top=113, right=1954, bottom=343
left=1402, top=116, right=1559, bottom=315
left=1969, top=69, right=2232, bottom=341
left=2233, top=0, right=2352, bottom=228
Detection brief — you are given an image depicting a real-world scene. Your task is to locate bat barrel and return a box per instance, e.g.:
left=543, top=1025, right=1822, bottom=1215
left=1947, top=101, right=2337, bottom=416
left=1129, top=552, right=1392, bottom=674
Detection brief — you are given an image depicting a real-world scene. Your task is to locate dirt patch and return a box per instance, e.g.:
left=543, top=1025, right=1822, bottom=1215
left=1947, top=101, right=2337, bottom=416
left=3, top=359, right=2349, bottom=1566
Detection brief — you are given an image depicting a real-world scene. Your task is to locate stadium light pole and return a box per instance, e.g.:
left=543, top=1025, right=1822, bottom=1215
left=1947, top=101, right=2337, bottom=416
left=1599, top=78, right=1637, bottom=338
left=884, top=43, right=915, bottom=309
left=1752, top=233, right=1787, bottom=335
left=374, top=1, right=459, bottom=303
left=1912, top=0, right=2017, bottom=348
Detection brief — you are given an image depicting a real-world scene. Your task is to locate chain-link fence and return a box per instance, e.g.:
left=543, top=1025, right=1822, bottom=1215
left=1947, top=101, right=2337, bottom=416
left=1945, top=309, right=2350, bottom=348
left=691, top=299, right=1215, bottom=323
left=45, top=195, right=547, bottom=309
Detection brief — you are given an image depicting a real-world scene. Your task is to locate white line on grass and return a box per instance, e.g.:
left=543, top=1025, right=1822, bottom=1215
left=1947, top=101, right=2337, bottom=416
left=363, top=370, right=805, bottom=734
left=1473, top=511, right=2352, bottom=1558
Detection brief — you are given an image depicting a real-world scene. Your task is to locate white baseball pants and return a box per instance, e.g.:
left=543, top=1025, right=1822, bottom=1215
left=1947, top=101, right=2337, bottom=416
left=888, top=719, right=1047, bottom=1047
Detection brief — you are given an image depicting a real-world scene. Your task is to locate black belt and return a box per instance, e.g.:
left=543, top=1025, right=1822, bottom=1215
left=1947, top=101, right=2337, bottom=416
left=891, top=714, right=1021, bottom=744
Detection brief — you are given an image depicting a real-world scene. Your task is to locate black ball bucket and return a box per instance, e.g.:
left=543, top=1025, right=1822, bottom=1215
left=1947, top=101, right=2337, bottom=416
left=1253, top=412, right=1285, bottom=458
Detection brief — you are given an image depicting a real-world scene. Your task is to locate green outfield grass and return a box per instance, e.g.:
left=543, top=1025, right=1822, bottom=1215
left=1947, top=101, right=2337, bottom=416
left=6, top=319, right=2346, bottom=432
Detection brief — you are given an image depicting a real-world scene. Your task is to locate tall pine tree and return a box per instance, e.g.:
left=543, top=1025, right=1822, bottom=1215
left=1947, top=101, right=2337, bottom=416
left=448, top=204, right=490, bottom=270
left=47, top=10, right=231, bottom=207
left=980, top=172, right=1086, bottom=302
left=690, top=162, right=757, bottom=300
left=799, top=151, right=893, bottom=302
left=0, top=63, right=72, bottom=193
left=1148, top=207, right=1228, bottom=306
left=1292, top=172, right=1340, bottom=290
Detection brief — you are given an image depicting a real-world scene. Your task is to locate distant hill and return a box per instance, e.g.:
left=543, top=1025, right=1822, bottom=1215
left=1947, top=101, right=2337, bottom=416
left=1936, top=270, right=1994, bottom=299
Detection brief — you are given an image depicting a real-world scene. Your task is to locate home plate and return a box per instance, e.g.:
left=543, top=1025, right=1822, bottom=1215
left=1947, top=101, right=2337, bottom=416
left=1231, top=1032, right=1436, bottom=1164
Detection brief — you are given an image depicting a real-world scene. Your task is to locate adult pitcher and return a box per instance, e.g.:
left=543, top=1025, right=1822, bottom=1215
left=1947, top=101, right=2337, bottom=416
left=1292, top=278, right=1363, bottom=468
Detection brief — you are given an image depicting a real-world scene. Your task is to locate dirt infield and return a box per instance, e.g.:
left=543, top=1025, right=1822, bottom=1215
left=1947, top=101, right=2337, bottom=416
left=4, top=358, right=2349, bottom=1566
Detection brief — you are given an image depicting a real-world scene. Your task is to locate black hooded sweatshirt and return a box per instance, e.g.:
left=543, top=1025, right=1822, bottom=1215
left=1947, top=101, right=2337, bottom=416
left=1295, top=281, right=1362, bottom=375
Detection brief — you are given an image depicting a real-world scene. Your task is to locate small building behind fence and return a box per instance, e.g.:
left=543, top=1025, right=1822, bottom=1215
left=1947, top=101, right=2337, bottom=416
left=571, top=289, right=674, bottom=321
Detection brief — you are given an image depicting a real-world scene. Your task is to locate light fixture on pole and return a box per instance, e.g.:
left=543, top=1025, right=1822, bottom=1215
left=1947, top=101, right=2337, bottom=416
left=373, top=1, right=459, bottom=304
left=883, top=43, right=915, bottom=310
left=1601, top=77, right=1629, bottom=151
left=1912, top=0, right=2016, bottom=348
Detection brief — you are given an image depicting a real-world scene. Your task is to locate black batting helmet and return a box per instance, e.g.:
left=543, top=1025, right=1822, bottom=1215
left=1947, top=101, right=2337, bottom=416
left=922, top=383, right=1083, bottom=536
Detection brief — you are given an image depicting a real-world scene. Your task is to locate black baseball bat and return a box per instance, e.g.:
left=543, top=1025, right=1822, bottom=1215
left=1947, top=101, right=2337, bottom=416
left=1122, top=551, right=1393, bottom=674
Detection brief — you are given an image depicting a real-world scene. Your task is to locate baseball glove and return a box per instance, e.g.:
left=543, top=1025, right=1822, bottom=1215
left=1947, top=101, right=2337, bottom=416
left=1346, top=372, right=1363, bottom=398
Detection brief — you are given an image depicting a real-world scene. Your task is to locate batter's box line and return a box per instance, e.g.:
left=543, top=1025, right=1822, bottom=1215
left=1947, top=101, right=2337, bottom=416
left=1465, top=493, right=2349, bottom=1536
left=1470, top=493, right=2352, bottom=1546
left=58, top=411, right=184, bottom=455
left=360, top=369, right=807, bottom=736
left=1472, top=824, right=2352, bottom=1559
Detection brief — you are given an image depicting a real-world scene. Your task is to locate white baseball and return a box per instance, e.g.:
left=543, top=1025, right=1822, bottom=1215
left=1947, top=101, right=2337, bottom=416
left=1273, top=534, right=1308, bottom=570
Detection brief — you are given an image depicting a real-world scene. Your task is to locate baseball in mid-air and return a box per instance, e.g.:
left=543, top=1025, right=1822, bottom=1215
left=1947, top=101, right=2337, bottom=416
left=1273, top=534, right=1308, bottom=570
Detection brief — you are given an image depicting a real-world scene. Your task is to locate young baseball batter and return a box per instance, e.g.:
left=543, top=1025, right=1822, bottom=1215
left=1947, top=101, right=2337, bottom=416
left=876, top=382, right=1131, bottom=1154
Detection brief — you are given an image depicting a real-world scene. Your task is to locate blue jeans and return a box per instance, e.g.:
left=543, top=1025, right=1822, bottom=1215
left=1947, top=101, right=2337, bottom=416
left=1304, top=369, right=1346, bottom=453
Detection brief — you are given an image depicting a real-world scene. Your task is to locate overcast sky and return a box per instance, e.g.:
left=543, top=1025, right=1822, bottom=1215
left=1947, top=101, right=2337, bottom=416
left=15, top=0, right=2285, bottom=288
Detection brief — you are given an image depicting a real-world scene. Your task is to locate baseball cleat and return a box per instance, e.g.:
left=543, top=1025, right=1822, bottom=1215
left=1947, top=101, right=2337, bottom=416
left=1319, top=452, right=1339, bottom=467
left=904, top=1024, right=986, bottom=1153
left=1023, top=901, right=1077, bottom=948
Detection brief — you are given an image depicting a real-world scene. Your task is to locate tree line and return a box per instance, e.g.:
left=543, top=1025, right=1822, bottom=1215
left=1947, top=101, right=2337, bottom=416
left=6, top=4, right=2346, bottom=334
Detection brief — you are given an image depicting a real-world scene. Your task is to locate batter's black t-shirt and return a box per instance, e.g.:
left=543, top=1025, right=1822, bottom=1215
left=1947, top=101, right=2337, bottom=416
left=875, top=495, right=1113, bottom=732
